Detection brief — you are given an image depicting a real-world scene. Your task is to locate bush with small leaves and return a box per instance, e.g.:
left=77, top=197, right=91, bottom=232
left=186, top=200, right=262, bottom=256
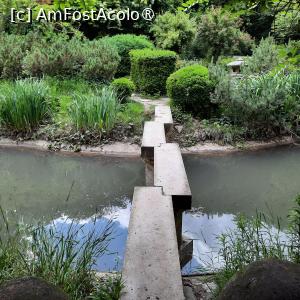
left=167, top=65, right=215, bottom=117
left=80, top=39, right=120, bottom=82
left=111, top=77, right=135, bottom=102
left=104, top=34, right=154, bottom=77
left=150, top=11, right=196, bottom=53
left=130, top=49, right=177, bottom=96
left=192, top=7, right=253, bottom=61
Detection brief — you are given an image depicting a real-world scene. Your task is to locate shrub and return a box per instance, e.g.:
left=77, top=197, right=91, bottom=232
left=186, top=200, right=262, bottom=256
left=68, top=87, right=119, bottom=132
left=23, top=36, right=120, bottom=81
left=130, top=49, right=177, bottom=96
left=167, top=65, right=215, bottom=117
left=242, top=37, right=279, bottom=75
left=0, top=79, right=51, bottom=132
left=111, top=77, right=135, bottom=102
left=80, top=39, right=120, bottom=82
left=0, top=34, right=31, bottom=79
left=150, top=11, right=196, bottom=53
left=211, top=68, right=300, bottom=137
left=23, top=35, right=85, bottom=78
left=192, top=7, right=253, bottom=61
left=105, top=34, right=154, bottom=77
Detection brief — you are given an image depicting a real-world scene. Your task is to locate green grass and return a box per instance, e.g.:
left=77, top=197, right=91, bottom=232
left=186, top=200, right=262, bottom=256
left=44, top=77, right=100, bottom=124
left=117, top=102, right=144, bottom=126
left=0, top=208, right=123, bottom=300
left=0, top=77, right=145, bottom=140
left=68, top=87, right=119, bottom=132
left=0, top=79, right=51, bottom=132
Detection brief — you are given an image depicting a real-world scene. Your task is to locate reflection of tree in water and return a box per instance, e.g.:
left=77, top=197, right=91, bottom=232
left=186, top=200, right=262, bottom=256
left=0, top=149, right=143, bottom=223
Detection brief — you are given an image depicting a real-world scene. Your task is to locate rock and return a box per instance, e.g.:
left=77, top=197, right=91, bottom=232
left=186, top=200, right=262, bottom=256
left=175, top=125, right=184, bottom=134
left=0, top=277, right=69, bottom=300
left=218, top=259, right=300, bottom=300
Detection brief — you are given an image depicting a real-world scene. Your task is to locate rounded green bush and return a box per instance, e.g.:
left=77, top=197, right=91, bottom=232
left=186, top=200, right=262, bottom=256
left=111, top=77, right=135, bottom=102
left=130, top=49, right=177, bottom=96
left=104, top=34, right=154, bottom=77
left=167, top=65, right=215, bottom=117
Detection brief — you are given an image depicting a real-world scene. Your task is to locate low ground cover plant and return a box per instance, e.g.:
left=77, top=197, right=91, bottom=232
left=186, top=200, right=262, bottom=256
left=130, top=49, right=177, bottom=96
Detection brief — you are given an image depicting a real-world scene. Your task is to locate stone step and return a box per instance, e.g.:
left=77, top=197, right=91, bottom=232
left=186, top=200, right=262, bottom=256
left=141, top=121, right=166, bottom=159
left=121, top=187, right=184, bottom=300
left=155, top=106, right=173, bottom=133
left=154, top=143, right=192, bottom=210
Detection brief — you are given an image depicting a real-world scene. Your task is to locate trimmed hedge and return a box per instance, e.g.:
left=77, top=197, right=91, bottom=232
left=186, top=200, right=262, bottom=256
left=130, top=49, right=177, bottom=96
left=167, top=65, right=215, bottom=117
left=111, top=77, right=135, bottom=102
left=105, top=34, right=154, bottom=77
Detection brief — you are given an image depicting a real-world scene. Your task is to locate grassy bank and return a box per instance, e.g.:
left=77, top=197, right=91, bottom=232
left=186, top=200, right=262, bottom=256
left=0, top=78, right=146, bottom=150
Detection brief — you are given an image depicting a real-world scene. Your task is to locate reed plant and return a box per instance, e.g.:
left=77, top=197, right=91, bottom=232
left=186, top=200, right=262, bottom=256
left=215, top=195, right=300, bottom=294
left=68, top=87, right=119, bottom=132
left=0, top=208, right=122, bottom=299
left=0, top=79, right=51, bottom=132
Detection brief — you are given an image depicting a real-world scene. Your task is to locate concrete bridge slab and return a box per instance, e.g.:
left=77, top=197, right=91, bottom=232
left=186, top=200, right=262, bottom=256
left=141, top=121, right=166, bottom=159
left=121, top=186, right=184, bottom=300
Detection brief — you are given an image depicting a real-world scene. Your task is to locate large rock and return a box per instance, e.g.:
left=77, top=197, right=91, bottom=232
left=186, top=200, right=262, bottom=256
left=218, top=259, right=300, bottom=300
left=0, top=277, right=69, bottom=300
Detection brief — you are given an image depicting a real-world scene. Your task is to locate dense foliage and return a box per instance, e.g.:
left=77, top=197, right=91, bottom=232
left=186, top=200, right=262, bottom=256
left=68, top=87, right=119, bottom=132
left=192, top=8, right=253, bottom=61
left=167, top=65, right=215, bottom=117
left=111, top=77, right=136, bottom=102
left=211, top=66, right=300, bottom=138
left=130, top=49, right=177, bottom=96
left=0, top=80, right=51, bottom=132
left=150, top=11, right=196, bottom=53
left=104, top=34, right=154, bottom=77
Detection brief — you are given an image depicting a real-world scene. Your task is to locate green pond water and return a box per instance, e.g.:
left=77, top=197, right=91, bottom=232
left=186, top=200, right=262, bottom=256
left=0, top=145, right=299, bottom=273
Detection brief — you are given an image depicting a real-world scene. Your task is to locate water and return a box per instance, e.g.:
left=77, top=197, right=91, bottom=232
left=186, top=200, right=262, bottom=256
left=182, top=145, right=300, bottom=273
left=0, top=148, right=145, bottom=271
left=0, top=145, right=300, bottom=273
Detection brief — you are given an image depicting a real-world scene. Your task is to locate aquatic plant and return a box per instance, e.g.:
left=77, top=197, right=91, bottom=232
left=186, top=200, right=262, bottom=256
left=0, top=79, right=51, bottom=132
left=68, top=87, right=119, bottom=132
left=0, top=208, right=122, bottom=300
left=215, top=195, right=300, bottom=294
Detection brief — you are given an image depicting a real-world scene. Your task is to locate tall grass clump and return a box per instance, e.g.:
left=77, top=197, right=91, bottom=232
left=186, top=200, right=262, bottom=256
left=68, top=87, right=119, bottom=132
left=0, top=209, right=122, bottom=299
left=216, top=195, right=300, bottom=294
left=0, top=79, right=51, bottom=132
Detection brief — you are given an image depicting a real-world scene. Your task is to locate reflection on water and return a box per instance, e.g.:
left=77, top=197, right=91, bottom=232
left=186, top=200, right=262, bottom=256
left=0, top=148, right=144, bottom=271
left=183, top=145, right=300, bottom=274
left=1, top=145, right=300, bottom=273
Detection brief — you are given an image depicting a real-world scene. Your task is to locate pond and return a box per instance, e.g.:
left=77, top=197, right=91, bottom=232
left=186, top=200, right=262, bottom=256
left=0, top=145, right=299, bottom=273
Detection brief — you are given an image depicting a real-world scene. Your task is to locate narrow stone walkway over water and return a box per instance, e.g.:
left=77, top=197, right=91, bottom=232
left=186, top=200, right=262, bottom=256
left=121, top=99, right=193, bottom=299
